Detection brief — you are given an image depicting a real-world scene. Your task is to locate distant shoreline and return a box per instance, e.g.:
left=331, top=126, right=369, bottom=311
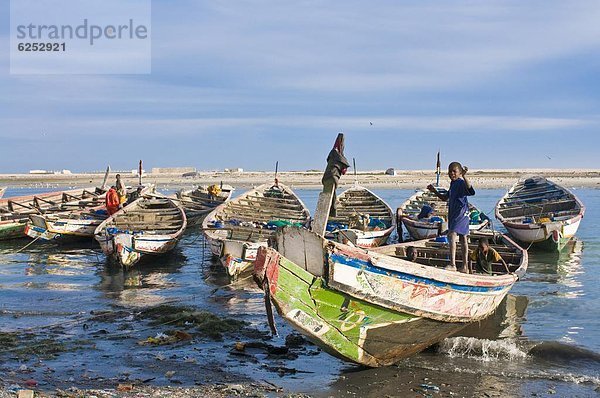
left=1, top=169, right=599, bottom=189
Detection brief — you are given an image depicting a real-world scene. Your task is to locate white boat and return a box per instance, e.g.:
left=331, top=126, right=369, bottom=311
left=25, top=185, right=154, bottom=243
left=94, top=196, right=187, bottom=267
left=0, top=187, right=6, bottom=199
left=175, top=184, right=234, bottom=225
left=202, top=182, right=310, bottom=278
left=495, top=176, right=585, bottom=251
left=397, top=187, right=489, bottom=241
left=325, top=183, right=395, bottom=248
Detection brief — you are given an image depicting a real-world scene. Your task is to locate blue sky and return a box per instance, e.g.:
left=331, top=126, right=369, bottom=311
left=1, top=0, right=599, bottom=172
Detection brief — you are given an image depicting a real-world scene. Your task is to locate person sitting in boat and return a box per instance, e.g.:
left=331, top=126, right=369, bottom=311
left=427, top=162, right=475, bottom=273
left=469, top=237, right=508, bottom=275
left=126, top=187, right=143, bottom=205
left=416, top=203, right=444, bottom=223
left=265, top=178, right=284, bottom=198
left=417, top=204, right=434, bottom=220
left=207, top=184, right=222, bottom=199
left=406, top=246, right=418, bottom=262
left=105, top=186, right=120, bottom=216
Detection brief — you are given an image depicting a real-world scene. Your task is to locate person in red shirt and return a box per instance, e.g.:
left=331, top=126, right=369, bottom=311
left=105, top=186, right=120, bottom=215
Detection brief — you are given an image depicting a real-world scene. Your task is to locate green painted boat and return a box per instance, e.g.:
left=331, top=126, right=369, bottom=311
left=254, top=226, right=526, bottom=366
left=254, top=245, right=465, bottom=366
left=0, top=219, right=27, bottom=240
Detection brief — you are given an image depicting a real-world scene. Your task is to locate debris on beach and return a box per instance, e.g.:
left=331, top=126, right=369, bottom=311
left=137, top=305, right=249, bottom=340
left=137, top=330, right=193, bottom=346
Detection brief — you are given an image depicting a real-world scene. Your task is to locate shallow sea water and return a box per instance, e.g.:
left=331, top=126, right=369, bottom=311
left=0, top=185, right=599, bottom=397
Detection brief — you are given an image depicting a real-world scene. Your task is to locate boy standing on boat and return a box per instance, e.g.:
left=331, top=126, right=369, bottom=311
left=427, top=162, right=475, bottom=273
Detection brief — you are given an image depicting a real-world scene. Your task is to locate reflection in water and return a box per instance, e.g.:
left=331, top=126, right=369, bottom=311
left=557, top=239, right=584, bottom=293
left=528, top=239, right=583, bottom=275
left=457, top=294, right=529, bottom=340
left=95, top=249, right=188, bottom=307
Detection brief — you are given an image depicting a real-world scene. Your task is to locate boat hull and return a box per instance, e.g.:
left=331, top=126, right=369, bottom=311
left=398, top=187, right=489, bottom=241
left=326, top=226, right=395, bottom=248
left=98, top=232, right=179, bottom=267
left=94, top=197, right=186, bottom=268
left=504, top=217, right=581, bottom=251
left=25, top=215, right=102, bottom=242
left=496, top=177, right=584, bottom=252
left=327, top=246, right=516, bottom=322
left=206, top=235, right=267, bottom=278
left=255, top=247, right=465, bottom=367
left=326, top=184, right=395, bottom=249
left=203, top=182, right=310, bottom=279
left=0, top=221, right=27, bottom=240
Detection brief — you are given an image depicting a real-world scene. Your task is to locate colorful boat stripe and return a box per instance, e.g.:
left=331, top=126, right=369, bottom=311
left=329, top=253, right=507, bottom=293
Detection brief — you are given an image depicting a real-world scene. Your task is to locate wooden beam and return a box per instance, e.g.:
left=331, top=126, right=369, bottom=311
left=312, top=186, right=334, bottom=236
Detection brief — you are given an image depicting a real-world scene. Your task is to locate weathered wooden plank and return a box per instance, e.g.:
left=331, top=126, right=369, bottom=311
left=312, top=188, right=334, bottom=236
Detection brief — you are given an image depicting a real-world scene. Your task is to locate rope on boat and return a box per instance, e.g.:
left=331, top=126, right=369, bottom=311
left=263, top=276, right=278, bottom=337
left=14, top=236, right=41, bottom=253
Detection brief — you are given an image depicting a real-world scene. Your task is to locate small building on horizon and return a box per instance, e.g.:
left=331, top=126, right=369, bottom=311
left=151, top=167, right=196, bottom=174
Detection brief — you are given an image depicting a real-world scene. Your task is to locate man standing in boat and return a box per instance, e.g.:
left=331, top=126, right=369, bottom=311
left=322, top=133, right=350, bottom=217
left=105, top=186, right=120, bottom=216
left=427, top=162, right=475, bottom=273
left=115, top=174, right=127, bottom=208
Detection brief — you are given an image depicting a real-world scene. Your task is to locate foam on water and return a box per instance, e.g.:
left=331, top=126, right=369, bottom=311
left=438, top=336, right=529, bottom=361
left=426, top=336, right=600, bottom=388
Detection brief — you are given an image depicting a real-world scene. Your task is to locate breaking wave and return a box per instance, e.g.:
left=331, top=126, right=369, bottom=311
left=426, top=337, right=600, bottom=387
left=438, top=336, right=528, bottom=361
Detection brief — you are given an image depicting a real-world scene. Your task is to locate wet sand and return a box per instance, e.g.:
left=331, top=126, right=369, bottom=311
left=1, top=169, right=600, bottom=190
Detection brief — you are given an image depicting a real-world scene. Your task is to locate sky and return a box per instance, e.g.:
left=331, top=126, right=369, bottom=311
left=1, top=0, right=600, bottom=173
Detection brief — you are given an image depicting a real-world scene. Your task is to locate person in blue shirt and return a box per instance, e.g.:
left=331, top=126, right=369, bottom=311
left=427, top=162, right=475, bottom=273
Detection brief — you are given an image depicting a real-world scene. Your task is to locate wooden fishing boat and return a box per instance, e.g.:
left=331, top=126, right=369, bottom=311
left=25, top=185, right=154, bottom=243
left=0, top=187, right=106, bottom=241
left=203, top=182, right=310, bottom=279
left=175, top=184, right=234, bottom=225
left=325, top=183, right=395, bottom=248
left=94, top=196, right=186, bottom=267
left=371, top=229, right=527, bottom=278
left=253, top=226, right=525, bottom=367
left=0, top=187, right=6, bottom=199
left=397, top=187, right=489, bottom=241
left=495, top=176, right=585, bottom=251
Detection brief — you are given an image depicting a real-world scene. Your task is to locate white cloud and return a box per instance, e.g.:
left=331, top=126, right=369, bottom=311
left=0, top=115, right=589, bottom=141
left=150, top=1, right=600, bottom=92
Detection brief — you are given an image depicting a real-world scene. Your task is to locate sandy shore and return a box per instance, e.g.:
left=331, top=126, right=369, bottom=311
left=1, top=169, right=600, bottom=190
